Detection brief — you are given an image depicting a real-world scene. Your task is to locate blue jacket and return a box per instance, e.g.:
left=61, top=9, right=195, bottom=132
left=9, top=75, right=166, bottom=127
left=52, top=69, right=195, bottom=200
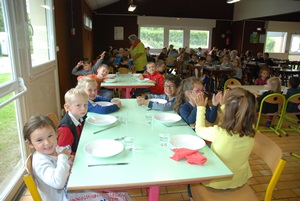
left=88, top=96, right=120, bottom=114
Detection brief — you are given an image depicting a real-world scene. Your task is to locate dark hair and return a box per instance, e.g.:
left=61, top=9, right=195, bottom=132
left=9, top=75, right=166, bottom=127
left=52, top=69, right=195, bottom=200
left=120, top=56, right=129, bottom=62
left=23, top=115, right=56, bottom=142
left=289, top=77, right=300, bottom=88
left=164, top=74, right=181, bottom=87
left=199, top=57, right=206, bottom=61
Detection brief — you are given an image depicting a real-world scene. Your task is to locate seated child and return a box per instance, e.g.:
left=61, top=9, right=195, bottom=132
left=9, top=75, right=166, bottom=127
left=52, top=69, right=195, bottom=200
left=255, top=77, right=281, bottom=127
left=285, top=77, right=300, bottom=121
left=58, top=88, right=88, bottom=155
left=232, top=58, right=243, bottom=82
left=77, top=64, right=113, bottom=99
left=24, top=115, right=72, bottom=201
left=137, top=74, right=181, bottom=111
left=156, top=59, right=166, bottom=75
left=254, top=67, right=270, bottom=85
left=173, top=77, right=219, bottom=126
left=196, top=57, right=214, bottom=92
left=134, top=62, right=164, bottom=97
left=76, top=77, right=122, bottom=114
left=188, top=54, right=199, bottom=65
left=71, top=51, right=105, bottom=76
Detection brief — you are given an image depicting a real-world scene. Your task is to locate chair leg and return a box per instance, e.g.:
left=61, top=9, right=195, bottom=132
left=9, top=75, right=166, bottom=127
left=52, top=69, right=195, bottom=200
left=290, top=152, right=300, bottom=159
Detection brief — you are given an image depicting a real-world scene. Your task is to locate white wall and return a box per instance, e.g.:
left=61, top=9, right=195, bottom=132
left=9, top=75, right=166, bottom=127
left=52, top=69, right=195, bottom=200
left=233, top=0, right=300, bottom=21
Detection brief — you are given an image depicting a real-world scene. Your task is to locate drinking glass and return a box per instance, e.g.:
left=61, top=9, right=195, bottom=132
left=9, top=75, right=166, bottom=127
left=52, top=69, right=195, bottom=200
left=159, top=133, right=170, bottom=146
left=124, top=136, right=135, bottom=151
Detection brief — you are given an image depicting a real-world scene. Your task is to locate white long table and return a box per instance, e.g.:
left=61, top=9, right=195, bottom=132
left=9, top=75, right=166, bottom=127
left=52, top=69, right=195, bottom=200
left=67, top=99, right=233, bottom=200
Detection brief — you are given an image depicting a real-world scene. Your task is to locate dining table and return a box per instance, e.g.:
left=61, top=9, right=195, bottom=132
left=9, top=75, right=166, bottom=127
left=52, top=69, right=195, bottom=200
left=227, top=85, right=288, bottom=95
left=67, top=99, right=233, bottom=201
left=101, top=74, right=155, bottom=98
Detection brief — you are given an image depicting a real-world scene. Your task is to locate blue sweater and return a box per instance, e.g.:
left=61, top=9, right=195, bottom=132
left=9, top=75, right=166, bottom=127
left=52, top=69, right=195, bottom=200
left=179, top=102, right=218, bottom=124
left=88, top=96, right=120, bottom=114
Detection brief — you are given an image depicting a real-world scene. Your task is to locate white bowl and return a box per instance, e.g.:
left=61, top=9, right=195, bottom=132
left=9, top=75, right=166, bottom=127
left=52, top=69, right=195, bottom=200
left=95, top=101, right=114, bottom=106
left=104, top=78, right=117, bottom=83
left=169, top=134, right=206, bottom=150
left=87, top=115, right=117, bottom=126
left=84, top=139, right=124, bottom=158
left=153, top=113, right=181, bottom=123
left=107, top=74, right=116, bottom=79
left=148, top=98, right=167, bottom=104
left=259, top=89, right=268, bottom=94
left=137, top=78, right=150, bottom=82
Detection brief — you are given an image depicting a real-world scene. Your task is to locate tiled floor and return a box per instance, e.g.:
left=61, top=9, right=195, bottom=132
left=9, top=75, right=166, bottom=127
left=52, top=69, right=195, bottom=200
left=19, top=123, right=300, bottom=201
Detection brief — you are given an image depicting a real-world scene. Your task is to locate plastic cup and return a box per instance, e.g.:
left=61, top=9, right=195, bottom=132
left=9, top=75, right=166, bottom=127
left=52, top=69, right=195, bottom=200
left=124, top=136, right=135, bottom=151
left=159, top=133, right=170, bottom=146
left=145, top=113, right=153, bottom=125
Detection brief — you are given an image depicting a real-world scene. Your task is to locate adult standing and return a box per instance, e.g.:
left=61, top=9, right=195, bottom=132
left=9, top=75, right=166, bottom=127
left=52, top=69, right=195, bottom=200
left=128, top=34, right=147, bottom=73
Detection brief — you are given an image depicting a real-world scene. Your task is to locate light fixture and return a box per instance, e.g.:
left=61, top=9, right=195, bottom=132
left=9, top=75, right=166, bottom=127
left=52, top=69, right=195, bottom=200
left=226, top=0, right=240, bottom=4
left=128, top=4, right=136, bottom=12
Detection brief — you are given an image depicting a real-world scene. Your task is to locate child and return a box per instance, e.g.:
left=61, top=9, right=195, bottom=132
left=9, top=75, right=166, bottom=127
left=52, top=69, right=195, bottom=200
left=76, top=77, right=122, bottom=114
left=192, top=87, right=255, bottom=191
left=71, top=52, right=105, bottom=76
left=232, top=58, right=243, bottom=82
left=137, top=74, right=181, bottom=111
left=58, top=88, right=88, bottom=155
left=285, top=77, right=300, bottom=121
left=256, top=77, right=282, bottom=127
left=254, top=68, right=270, bottom=85
left=173, top=77, right=219, bottom=126
left=77, top=64, right=113, bottom=99
left=134, top=62, right=164, bottom=97
left=156, top=59, right=166, bottom=75
left=24, top=115, right=72, bottom=201
left=196, top=57, right=214, bottom=92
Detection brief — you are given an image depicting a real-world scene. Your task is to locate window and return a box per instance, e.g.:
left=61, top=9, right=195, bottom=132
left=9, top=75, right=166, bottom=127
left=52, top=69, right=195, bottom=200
left=265, top=31, right=287, bottom=53
left=140, top=27, right=164, bottom=49
left=169, top=29, right=183, bottom=49
left=289, top=34, right=300, bottom=54
left=189, top=30, right=209, bottom=49
left=84, top=14, right=92, bottom=30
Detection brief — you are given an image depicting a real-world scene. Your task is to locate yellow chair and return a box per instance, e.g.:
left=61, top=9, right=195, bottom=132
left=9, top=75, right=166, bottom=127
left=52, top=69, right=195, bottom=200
left=118, top=67, right=135, bottom=74
left=108, top=66, right=115, bottom=74
left=278, top=93, right=300, bottom=134
left=255, top=93, right=286, bottom=137
left=191, top=132, right=286, bottom=201
left=23, top=153, right=42, bottom=201
left=224, top=78, right=241, bottom=91
left=46, top=113, right=59, bottom=127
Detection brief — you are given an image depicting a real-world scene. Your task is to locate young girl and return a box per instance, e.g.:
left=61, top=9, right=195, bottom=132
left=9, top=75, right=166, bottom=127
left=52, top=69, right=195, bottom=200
left=192, top=87, right=255, bottom=191
left=254, top=68, right=270, bottom=85
left=24, top=115, right=72, bottom=201
left=232, top=58, right=243, bottom=82
left=173, top=77, right=219, bottom=126
left=76, top=77, right=122, bottom=114
left=256, top=77, right=282, bottom=127
left=137, top=74, right=181, bottom=111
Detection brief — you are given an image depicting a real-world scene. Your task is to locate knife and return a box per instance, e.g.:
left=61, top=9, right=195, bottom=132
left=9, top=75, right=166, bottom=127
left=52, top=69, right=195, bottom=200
left=93, top=124, right=118, bottom=134
left=88, top=163, right=129, bottom=167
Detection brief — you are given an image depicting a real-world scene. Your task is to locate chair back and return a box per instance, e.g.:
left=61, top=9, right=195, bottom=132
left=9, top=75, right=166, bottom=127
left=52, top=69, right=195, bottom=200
left=224, top=78, right=241, bottom=90
left=46, top=113, right=59, bottom=127
left=279, top=93, right=300, bottom=132
left=252, top=132, right=286, bottom=201
left=108, top=66, right=114, bottom=74
left=23, top=153, right=42, bottom=201
left=118, top=67, right=132, bottom=74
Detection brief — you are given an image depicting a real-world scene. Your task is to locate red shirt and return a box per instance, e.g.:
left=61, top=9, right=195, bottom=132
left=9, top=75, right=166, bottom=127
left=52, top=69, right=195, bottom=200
left=254, top=78, right=268, bottom=85
left=143, top=72, right=164, bottom=94
left=58, top=125, right=82, bottom=155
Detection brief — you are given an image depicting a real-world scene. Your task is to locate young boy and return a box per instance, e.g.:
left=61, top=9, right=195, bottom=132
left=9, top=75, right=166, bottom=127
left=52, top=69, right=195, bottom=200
left=58, top=88, right=88, bottom=155
left=156, top=59, right=166, bottom=75
left=134, top=62, right=164, bottom=97
left=137, top=74, right=181, bottom=111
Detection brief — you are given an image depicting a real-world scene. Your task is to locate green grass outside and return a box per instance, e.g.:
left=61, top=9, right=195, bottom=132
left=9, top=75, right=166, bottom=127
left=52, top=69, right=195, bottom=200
left=0, top=73, right=20, bottom=188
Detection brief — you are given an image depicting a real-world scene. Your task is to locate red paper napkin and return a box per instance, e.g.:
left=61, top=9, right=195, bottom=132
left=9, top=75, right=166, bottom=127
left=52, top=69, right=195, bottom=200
left=170, top=148, right=207, bottom=165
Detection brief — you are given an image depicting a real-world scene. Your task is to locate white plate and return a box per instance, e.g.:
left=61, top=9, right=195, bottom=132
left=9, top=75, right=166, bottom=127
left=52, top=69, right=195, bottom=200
left=153, top=113, right=181, bottom=123
left=133, top=73, right=141, bottom=77
left=84, top=139, right=124, bottom=158
left=137, top=78, right=150, bottom=82
left=104, top=78, right=117, bottom=83
left=87, top=115, right=117, bottom=126
left=95, top=101, right=114, bottom=106
left=107, top=74, right=116, bottom=78
left=259, top=89, right=268, bottom=94
left=169, top=134, right=206, bottom=150
left=148, top=98, right=167, bottom=104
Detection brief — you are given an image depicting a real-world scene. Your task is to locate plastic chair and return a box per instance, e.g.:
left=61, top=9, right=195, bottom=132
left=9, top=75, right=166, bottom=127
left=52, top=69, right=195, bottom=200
left=165, top=57, right=176, bottom=74
left=190, top=132, right=286, bottom=201
left=224, top=78, right=241, bottom=91
left=108, top=66, right=114, bottom=74
left=46, top=113, right=59, bottom=127
left=118, top=67, right=133, bottom=74
left=23, top=153, right=42, bottom=201
left=255, top=93, right=286, bottom=137
left=278, top=93, right=300, bottom=134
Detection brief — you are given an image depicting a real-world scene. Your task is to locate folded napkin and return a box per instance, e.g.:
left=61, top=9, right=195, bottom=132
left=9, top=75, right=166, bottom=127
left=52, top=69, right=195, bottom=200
left=170, top=148, right=207, bottom=165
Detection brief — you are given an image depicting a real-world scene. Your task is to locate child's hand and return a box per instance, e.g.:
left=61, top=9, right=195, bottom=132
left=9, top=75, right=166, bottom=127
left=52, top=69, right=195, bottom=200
left=212, top=92, right=222, bottom=106
left=193, top=92, right=207, bottom=107
left=59, top=148, right=71, bottom=157
left=100, top=51, right=106, bottom=59
left=115, top=101, right=122, bottom=108
left=76, top=61, right=83, bottom=67
left=138, top=75, right=144, bottom=80
left=253, top=92, right=259, bottom=98
left=220, top=90, right=229, bottom=105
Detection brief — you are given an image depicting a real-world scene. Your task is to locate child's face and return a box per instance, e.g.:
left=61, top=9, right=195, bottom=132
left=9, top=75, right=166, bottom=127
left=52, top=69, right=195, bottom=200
left=156, top=64, right=166, bottom=73
left=164, top=80, right=177, bottom=97
left=65, top=96, right=88, bottom=120
left=84, top=83, right=98, bottom=100
left=83, top=63, right=92, bottom=71
left=192, top=56, right=198, bottom=62
left=97, top=67, right=109, bottom=78
left=186, top=82, right=205, bottom=101
left=261, top=70, right=269, bottom=79
left=233, top=60, right=239, bottom=67
left=199, top=60, right=206, bottom=66
left=146, top=63, right=156, bottom=75
left=27, top=126, right=58, bottom=156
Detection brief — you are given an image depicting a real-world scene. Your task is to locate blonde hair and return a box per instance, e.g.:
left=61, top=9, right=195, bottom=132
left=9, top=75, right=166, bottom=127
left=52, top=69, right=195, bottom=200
left=76, top=77, right=97, bottom=90
left=64, top=88, right=88, bottom=105
left=267, top=77, right=281, bottom=93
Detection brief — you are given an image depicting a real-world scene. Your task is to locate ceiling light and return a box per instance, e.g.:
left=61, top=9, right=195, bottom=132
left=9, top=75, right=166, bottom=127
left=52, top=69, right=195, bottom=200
left=227, top=0, right=240, bottom=4
left=128, top=4, right=136, bottom=12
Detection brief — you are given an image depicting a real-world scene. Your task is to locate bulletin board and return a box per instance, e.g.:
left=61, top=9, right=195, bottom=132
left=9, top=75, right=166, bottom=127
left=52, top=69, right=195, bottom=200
left=114, top=26, right=124, bottom=40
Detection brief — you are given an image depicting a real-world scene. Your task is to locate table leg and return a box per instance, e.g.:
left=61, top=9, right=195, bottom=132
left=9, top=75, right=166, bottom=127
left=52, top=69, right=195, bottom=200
left=147, top=186, right=160, bottom=201
left=125, top=88, right=130, bottom=98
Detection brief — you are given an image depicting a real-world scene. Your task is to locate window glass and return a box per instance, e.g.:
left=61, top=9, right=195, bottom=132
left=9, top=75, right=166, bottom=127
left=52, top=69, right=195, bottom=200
left=265, top=31, right=287, bottom=53
left=169, top=29, right=183, bottom=49
left=289, top=34, right=300, bottom=54
left=140, top=27, right=164, bottom=49
left=189, top=30, right=209, bottom=49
